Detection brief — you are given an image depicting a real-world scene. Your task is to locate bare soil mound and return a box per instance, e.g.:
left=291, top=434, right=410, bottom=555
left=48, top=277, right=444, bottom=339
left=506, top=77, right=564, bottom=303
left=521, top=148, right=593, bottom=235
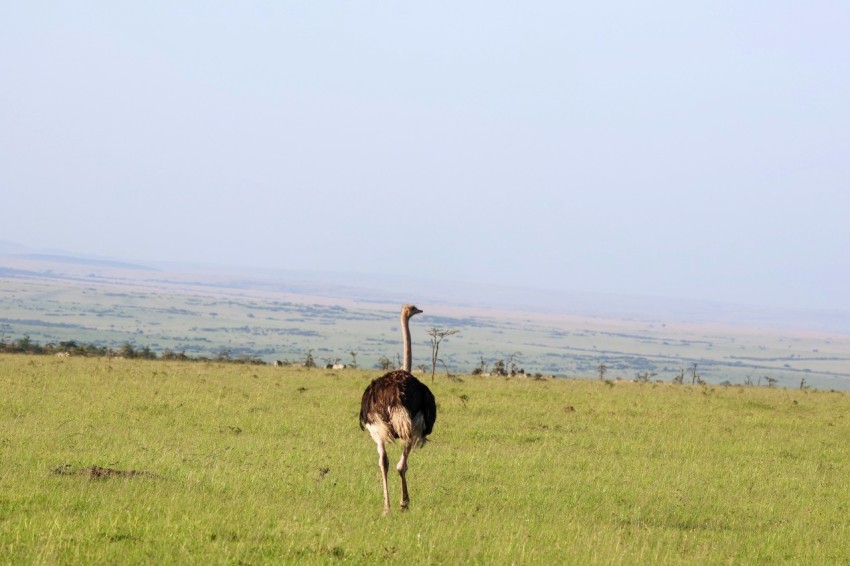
left=52, top=465, right=158, bottom=479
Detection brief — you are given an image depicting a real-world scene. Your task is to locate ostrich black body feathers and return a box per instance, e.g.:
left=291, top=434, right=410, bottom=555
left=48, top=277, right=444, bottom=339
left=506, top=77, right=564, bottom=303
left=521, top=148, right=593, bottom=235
left=360, top=370, right=436, bottom=442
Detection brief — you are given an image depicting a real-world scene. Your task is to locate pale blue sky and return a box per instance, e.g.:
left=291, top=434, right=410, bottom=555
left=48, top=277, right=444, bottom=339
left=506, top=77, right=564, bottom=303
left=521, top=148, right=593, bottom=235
left=1, top=2, right=848, bottom=311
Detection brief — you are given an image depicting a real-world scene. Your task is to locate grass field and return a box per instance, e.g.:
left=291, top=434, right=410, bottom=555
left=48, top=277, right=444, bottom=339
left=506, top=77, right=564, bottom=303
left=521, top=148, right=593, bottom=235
left=2, top=354, right=849, bottom=564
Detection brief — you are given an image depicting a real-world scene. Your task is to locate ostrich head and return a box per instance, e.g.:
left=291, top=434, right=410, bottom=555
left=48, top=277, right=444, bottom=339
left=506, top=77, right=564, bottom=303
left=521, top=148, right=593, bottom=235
left=402, top=304, right=423, bottom=320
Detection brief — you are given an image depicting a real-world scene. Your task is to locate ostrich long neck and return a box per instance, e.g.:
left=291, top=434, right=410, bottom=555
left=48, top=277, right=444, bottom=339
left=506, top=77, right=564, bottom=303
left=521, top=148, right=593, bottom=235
left=401, top=311, right=413, bottom=373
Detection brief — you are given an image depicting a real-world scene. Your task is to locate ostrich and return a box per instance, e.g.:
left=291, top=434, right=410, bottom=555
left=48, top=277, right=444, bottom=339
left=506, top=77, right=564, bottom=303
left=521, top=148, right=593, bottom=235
left=360, top=304, right=437, bottom=514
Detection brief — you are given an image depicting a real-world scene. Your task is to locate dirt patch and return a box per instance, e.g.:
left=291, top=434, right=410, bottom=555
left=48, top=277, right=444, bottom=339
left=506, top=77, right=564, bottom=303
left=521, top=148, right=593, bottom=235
left=52, top=465, right=159, bottom=479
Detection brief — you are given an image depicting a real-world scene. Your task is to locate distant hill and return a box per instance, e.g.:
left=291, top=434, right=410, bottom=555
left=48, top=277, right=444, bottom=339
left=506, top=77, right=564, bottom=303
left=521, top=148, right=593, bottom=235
left=182, top=266, right=850, bottom=335
left=1, top=240, right=848, bottom=334
left=18, top=253, right=154, bottom=271
left=2, top=241, right=850, bottom=389
left=0, top=240, right=31, bottom=254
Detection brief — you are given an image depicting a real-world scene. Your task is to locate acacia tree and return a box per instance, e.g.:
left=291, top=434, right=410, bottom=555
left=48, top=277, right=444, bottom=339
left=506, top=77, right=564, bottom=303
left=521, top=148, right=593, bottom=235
left=492, top=359, right=507, bottom=376
left=471, top=356, right=488, bottom=375
left=598, top=363, right=608, bottom=381
left=377, top=356, right=392, bottom=371
left=303, top=349, right=316, bottom=368
left=689, top=363, right=700, bottom=384
left=427, top=327, right=460, bottom=382
left=507, top=352, right=523, bottom=376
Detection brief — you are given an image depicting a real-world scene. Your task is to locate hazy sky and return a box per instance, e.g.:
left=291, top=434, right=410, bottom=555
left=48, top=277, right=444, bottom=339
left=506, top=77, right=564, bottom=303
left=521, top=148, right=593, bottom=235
left=2, top=2, right=848, bottom=311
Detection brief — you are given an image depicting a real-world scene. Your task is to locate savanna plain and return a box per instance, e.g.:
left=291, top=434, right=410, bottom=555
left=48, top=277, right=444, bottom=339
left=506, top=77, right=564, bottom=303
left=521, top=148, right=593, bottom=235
left=2, top=355, right=849, bottom=564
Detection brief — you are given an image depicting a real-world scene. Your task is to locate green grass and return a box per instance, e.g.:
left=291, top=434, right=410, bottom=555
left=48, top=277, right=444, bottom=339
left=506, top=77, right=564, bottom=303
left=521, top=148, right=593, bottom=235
left=2, top=355, right=849, bottom=564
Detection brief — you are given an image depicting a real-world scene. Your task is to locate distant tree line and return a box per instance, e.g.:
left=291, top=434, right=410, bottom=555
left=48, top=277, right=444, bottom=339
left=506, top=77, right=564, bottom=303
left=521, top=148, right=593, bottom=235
left=0, top=335, right=265, bottom=365
left=0, top=336, right=110, bottom=357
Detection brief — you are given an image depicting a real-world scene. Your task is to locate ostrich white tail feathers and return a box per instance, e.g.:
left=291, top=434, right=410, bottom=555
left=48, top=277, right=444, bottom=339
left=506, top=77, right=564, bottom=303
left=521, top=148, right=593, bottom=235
left=364, top=406, right=427, bottom=448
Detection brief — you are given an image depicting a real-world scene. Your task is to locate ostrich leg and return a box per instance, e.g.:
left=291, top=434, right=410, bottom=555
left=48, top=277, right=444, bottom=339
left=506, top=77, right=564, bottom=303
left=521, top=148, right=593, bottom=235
left=377, top=442, right=391, bottom=515
left=397, top=442, right=414, bottom=510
